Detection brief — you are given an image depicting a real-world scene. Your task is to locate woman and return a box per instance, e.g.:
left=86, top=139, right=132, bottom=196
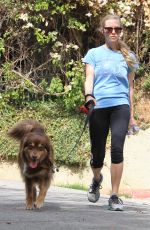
left=83, top=14, right=139, bottom=211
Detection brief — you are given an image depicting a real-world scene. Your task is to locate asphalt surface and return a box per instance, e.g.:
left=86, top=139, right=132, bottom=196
left=0, top=180, right=150, bottom=230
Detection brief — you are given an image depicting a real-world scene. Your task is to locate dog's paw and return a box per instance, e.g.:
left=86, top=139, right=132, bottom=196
left=26, top=203, right=34, bottom=210
left=34, top=201, right=44, bottom=209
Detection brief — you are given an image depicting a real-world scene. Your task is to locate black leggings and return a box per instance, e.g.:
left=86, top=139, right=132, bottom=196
left=89, top=104, right=130, bottom=168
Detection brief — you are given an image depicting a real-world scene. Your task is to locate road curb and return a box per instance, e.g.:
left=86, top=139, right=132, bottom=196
left=101, top=188, right=150, bottom=199
left=123, top=189, right=150, bottom=199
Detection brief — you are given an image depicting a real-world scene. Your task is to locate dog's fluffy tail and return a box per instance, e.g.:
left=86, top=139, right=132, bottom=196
left=8, top=119, right=45, bottom=141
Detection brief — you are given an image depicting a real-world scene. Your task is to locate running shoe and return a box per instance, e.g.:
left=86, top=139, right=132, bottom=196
left=108, top=194, right=123, bottom=211
left=87, top=174, right=103, bottom=203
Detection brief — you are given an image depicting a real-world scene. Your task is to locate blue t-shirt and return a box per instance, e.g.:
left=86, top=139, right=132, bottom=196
left=83, top=45, right=138, bottom=108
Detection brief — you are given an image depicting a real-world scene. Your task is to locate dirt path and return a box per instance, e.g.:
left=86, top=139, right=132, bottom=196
left=0, top=128, right=150, bottom=199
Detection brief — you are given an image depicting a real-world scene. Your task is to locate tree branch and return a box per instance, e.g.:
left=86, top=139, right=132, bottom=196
left=12, top=70, right=66, bottom=96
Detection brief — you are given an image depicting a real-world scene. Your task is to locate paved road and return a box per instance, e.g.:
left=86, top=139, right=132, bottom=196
left=0, top=180, right=150, bottom=230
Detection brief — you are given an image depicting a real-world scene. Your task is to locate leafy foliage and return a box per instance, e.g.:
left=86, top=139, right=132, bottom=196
left=0, top=101, right=90, bottom=167
left=0, top=0, right=150, bottom=164
left=0, top=0, right=149, bottom=112
left=143, top=74, right=150, bottom=91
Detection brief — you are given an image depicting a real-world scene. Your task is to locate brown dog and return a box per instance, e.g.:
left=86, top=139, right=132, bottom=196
left=8, top=119, right=54, bottom=210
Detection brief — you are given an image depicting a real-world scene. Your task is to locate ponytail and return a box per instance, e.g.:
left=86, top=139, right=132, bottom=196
left=118, top=40, right=138, bottom=69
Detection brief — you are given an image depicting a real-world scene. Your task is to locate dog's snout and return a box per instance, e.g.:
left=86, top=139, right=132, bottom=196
left=32, top=156, right=37, bottom=161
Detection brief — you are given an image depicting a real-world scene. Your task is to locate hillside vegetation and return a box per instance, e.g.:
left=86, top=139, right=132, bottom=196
left=0, top=0, right=149, bottom=166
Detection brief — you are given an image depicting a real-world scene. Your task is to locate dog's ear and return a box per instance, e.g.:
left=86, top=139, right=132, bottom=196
left=45, top=138, right=54, bottom=166
left=18, top=139, right=26, bottom=169
left=49, top=142, right=54, bottom=165
left=18, top=137, right=28, bottom=169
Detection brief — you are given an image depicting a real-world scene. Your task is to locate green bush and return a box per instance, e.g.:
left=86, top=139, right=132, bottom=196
left=143, top=74, right=150, bottom=91
left=0, top=101, right=90, bottom=167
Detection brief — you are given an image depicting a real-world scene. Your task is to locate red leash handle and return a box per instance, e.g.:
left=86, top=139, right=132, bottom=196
left=80, top=100, right=95, bottom=114
left=80, top=105, right=89, bottom=114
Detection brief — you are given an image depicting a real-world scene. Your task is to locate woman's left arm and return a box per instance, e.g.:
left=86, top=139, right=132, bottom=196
left=128, top=72, right=137, bottom=126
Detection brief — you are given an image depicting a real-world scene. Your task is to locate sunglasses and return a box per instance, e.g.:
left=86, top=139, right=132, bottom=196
left=104, top=27, right=122, bottom=34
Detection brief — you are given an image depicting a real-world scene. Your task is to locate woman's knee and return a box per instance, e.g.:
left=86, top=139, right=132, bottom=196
left=90, top=153, right=104, bottom=168
left=90, top=160, right=104, bottom=168
left=111, top=149, right=124, bottom=164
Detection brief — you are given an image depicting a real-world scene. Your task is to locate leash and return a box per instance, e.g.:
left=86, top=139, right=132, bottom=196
left=53, top=100, right=95, bottom=172
left=64, top=100, right=95, bottom=162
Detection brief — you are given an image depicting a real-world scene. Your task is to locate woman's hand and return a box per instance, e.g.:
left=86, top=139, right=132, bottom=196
left=129, top=116, right=137, bottom=128
left=127, top=116, right=140, bottom=135
left=85, top=95, right=96, bottom=105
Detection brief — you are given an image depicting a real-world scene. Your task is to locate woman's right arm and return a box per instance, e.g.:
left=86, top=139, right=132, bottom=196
left=84, top=64, right=96, bottom=104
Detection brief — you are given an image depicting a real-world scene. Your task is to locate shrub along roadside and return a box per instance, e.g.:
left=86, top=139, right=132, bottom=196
left=0, top=100, right=91, bottom=167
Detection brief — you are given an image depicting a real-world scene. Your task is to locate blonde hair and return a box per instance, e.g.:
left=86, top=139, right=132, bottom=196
left=100, top=14, right=138, bottom=69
